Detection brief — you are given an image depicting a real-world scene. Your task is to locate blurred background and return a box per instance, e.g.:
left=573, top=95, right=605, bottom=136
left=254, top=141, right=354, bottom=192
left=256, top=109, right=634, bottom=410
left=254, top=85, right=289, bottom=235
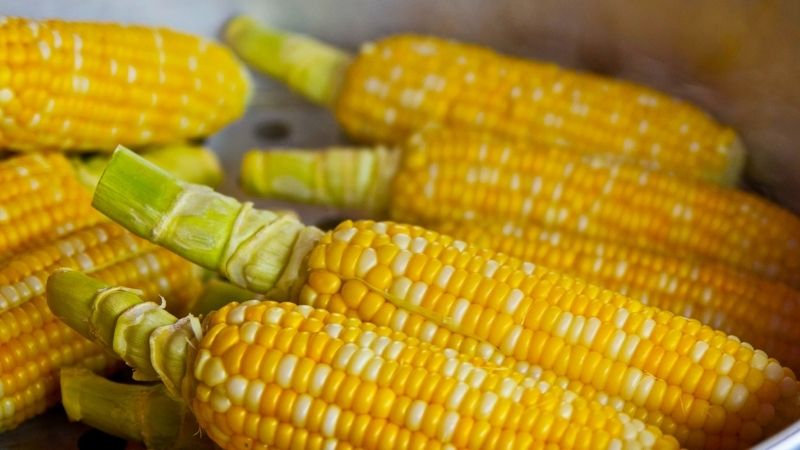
left=1, top=1, right=799, bottom=448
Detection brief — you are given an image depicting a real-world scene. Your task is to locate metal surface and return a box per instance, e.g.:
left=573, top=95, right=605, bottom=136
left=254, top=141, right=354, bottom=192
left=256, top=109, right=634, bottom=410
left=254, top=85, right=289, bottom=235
left=0, top=0, right=799, bottom=448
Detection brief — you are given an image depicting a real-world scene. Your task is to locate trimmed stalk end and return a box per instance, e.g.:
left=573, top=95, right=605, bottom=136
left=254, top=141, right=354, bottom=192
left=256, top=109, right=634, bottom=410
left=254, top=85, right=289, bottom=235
left=224, top=15, right=351, bottom=106
left=92, top=146, right=185, bottom=239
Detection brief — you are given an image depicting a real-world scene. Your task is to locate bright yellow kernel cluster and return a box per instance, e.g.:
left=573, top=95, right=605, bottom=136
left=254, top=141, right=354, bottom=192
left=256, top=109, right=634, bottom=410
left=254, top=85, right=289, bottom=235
left=433, top=219, right=800, bottom=374
left=0, top=153, right=102, bottom=257
left=334, top=35, right=743, bottom=184
left=0, top=17, right=249, bottom=151
left=390, top=129, right=800, bottom=289
left=194, top=299, right=675, bottom=450
left=0, top=222, right=202, bottom=431
left=295, top=220, right=800, bottom=449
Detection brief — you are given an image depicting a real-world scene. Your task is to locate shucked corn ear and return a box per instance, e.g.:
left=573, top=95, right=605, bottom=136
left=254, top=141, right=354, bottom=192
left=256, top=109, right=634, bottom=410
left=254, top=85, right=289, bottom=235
left=0, top=17, right=249, bottom=152
left=239, top=128, right=800, bottom=289
left=90, top=147, right=800, bottom=448
left=433, top=219, right=800, bottom=374
left=50, top=272, right=678, bottom=449
left=0, top=221, right=201, bottom=430
left=225, top=16, right=744, bottom=185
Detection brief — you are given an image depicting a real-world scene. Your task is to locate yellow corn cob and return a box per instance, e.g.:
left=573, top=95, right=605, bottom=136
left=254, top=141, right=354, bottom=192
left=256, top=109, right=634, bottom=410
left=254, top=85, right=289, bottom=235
left=433, top=219, right=800, bottom=374
left=91, top=148, right=800, bottom=448
left=239, top=129, right=800, bottom=289
left=49, top=275, right=679, bottom=450
left=0, top=153, right=102, bottom=257
left=0, top=222, right=201, bottom=431
left=225, top=17, right=743, bottom=185
left=0, top=17, right=249, bottom=152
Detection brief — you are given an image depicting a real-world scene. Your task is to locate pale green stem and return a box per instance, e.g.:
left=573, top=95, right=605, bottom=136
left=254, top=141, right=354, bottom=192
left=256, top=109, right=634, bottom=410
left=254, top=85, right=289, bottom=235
left=72, top=144, right=223, bottom=189
left=224, top=15, right=352, bottom=106
left=93, top=146, right=322, bottom=297
left=240, top=146, right=398, bottom=214
left=60, top=368, right=213, bottom=450
left=47, top=269, right=200, bottom=399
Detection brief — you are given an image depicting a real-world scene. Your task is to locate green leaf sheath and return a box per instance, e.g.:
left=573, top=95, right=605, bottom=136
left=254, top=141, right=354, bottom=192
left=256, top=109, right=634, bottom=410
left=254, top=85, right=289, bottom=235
left=60, top=368, right=213, bottom=450
left=224, top=15, right=352, bottom=106
left=240, top=145, right=399, bottom=214
left=47, top=269, right=200, bottom=397
left=93, top=146, right=323, bottom=297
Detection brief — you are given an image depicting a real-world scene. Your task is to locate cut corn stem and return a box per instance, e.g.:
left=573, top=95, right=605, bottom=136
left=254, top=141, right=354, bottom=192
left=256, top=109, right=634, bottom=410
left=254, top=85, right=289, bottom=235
left=94, top=146, right=321, bottom=296
left=224, top=15, right=350, bottom=106
left=72, top=144, right=223, bottom=189
left=60, top=368, right=213, bottom=450
left=241, top=146, right=398, bottom=213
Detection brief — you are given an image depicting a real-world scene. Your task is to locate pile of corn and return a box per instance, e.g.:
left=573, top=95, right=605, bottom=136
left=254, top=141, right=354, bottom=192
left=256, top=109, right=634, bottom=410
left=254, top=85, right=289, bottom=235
left=1, top=12, right=799, bottom=450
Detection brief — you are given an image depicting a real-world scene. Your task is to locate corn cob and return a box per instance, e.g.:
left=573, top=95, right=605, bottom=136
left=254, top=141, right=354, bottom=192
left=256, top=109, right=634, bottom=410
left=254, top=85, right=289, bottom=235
left=225, top=16, right=744, bottom=185
left=432, top=219, right=800, bottom=374
left=91, top=147, right=800, bottom=448
left=0, top=221, right=202, bottom=431
left=60, top=367, right=214, bottom=450
left=239, top=129, right=800, bottom=289
left=0, top=153, right=102, bottom=258
left=0, top=16, right=249, bottom=152
left=50, top=272, right=679, bottom=449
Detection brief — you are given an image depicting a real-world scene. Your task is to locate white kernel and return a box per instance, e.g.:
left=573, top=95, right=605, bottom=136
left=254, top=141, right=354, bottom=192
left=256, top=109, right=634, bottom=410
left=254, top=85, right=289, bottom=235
left=482, top=260, right=499, bottom=277
left=127, top=65, right=137, bottom=83
left=501, top=325, right=523, bottom=354
left=711, top=375, right=733, bottom=404
left=225, top=375, right=248, bottom=405
left=478, top=392, right=498, bottom=419
left=613, top=308, right=629, bottom=328
left=391, top=250, right=412, bottom=276
left=435, top=265, right=455, bottom=289
left=450, top=298, right=470, bottom=325
left=291, top=394, right=312, bottom=428
left=751, top=350, right=768, bottom=370
left=356, top=248, right=377, bottom=276
left=411, top=236, right=428, bottom=252
left=406, top=400, right=426, bottom=430
left=392, top=233, right=411, bottom=250
left=503, top=289, right=524, bottom=315
left=690, top=341, right=709, bottom=363
left=408, top=281, right=427, bottom=305
left=717, top=353, right=735, bottom=374
left=244, top=380, right=265, bottom=411
left=276, top=354, right=298, bottom=388
left=619, top=334, right=641, bottom=363
left=553, top=311, right=573, bottom=337
left=309, top=364, right=332, bottom=396
left=724, top=383, right=749, bottom=412
left=606, top=330, right=626, bottom=360
left=521, top=262, right=536, bottom=275
left=385, top=340, right=405, bottom=360
left=333, top=227, right=357, bottom=243
left=201, top=357, right=227, bottom=387
left=238, top=322, right=260, bottom=344
left=389, top=278, right=411, bottom=301
left=390, top=309, right=409, bottom=332
left=347, top=348, right=372, bottom=375
left=209, top=386, right=231, bottom=412
left=765, top=362, right=784, bottom=382
left=321, top=404, right=341, bottom=436
left=362, top=358, right=382, bottom=382
left=439, top=410, right=460, bottom=442
left=334, top=343, right=357, bottom=369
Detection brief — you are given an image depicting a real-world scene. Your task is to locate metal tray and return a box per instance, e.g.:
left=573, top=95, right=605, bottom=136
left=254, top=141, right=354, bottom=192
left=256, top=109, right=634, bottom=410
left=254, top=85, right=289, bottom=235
left=0, top=1, right=798, bottom=448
